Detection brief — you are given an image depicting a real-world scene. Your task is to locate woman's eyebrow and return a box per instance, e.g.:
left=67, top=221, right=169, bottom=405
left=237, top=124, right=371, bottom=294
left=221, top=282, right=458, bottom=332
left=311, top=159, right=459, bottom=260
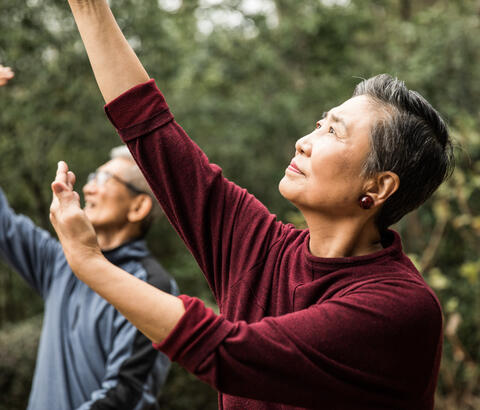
left=331, top=113, right=347, bottom=130
left=322, top=111, right=348, bottom=134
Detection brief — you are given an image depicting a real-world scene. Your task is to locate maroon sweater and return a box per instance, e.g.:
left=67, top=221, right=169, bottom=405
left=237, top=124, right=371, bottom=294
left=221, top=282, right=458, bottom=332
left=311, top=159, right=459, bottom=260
left=105, top=80, right=443, bottom=410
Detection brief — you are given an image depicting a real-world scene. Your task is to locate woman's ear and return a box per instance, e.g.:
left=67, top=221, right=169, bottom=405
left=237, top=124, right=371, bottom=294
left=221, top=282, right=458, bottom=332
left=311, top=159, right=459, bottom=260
left=364, top=171, right=400, bottom=207
left=127, top=194, right=153, bottom=223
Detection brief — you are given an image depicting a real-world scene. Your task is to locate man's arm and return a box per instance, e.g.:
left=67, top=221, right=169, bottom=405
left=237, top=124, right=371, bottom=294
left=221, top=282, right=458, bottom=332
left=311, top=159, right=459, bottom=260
left=0, top=188, right=63, bottom=297
left=0, top=70, right=62, bottom=297
left=0, top=189, right=62, bottom=297
left=66, top=0, right=149, bottom=103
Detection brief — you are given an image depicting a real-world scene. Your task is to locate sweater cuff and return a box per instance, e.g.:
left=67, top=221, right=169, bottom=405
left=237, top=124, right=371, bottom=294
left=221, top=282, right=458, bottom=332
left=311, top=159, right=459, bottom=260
left=153, top=295, right=234, bottom=373
left=104, top=79, right=174, bottom=142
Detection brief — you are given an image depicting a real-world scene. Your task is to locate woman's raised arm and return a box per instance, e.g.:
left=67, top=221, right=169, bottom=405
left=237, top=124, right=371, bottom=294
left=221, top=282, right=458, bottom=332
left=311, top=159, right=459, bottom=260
left=67, top=0, right=149, bottom=103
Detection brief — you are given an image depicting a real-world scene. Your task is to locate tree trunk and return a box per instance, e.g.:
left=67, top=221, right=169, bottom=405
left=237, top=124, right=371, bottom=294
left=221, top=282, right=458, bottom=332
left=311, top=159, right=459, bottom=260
left=400, top=0, right=411, bottom=20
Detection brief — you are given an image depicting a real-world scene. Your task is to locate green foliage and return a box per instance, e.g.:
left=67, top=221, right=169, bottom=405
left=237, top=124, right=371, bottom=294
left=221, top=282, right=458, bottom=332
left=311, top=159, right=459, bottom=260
left=1, top=0, right=480, bottom=408
left=159, top=363, right=217, bottom=410
left=0, top=315, right=42, bottom=410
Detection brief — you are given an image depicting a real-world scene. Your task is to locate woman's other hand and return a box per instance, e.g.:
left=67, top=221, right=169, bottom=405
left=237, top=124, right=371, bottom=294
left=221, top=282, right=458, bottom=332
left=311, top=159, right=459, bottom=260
left=50, top=161, right=102, bottom=273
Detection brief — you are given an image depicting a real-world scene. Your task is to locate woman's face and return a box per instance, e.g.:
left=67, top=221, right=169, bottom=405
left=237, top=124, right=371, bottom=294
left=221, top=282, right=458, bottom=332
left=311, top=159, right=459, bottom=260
left=279, top=95, right=377, bottom=217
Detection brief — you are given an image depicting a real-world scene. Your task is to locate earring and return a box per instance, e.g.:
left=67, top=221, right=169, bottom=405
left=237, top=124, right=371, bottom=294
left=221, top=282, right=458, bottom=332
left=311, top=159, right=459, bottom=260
left=359, top=195, right=374, bottom=210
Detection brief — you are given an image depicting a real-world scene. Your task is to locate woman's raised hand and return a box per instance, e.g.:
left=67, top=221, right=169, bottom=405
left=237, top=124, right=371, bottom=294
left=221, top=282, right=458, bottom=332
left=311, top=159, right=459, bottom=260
left=50, top=161, right=102, bottom=273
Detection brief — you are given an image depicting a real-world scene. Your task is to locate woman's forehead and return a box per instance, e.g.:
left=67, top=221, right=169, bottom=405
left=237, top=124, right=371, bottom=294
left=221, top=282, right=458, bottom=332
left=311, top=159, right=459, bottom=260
left=335, top=95, right=374, bottom=116
left=330, top=95, right=378, bottom=135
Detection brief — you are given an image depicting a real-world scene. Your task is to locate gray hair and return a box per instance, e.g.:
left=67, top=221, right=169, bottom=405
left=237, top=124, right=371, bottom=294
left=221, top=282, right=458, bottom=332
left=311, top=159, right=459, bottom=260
left=110, top=145, right=162, bottom=236
left=353, top=74, right=454, bottom=231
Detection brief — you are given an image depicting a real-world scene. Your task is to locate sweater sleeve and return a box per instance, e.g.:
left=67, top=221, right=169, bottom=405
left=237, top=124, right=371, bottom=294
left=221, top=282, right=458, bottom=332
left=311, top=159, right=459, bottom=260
left=0, top=188, right=62, bottom=298
left=154, top=283, right=442, bottom=409
left=105, top=80, right=285, bottom=301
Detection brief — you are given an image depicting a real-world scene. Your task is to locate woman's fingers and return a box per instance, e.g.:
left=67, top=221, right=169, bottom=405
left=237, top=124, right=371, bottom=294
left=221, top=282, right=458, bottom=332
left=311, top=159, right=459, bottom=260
left=50, top=161, right=81, bottom=224
left=50, top=161, right=100, bottom=272
left=55, top=161, right=69, bottom=187
left=67, top=171, right=76, bottom=190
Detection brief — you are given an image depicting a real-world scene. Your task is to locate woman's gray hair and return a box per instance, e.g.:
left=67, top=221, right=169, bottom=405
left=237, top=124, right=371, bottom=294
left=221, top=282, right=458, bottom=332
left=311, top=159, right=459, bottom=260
left=110, top=145, right=161, bottom=236
left=353, top=74, right=454, bottom=231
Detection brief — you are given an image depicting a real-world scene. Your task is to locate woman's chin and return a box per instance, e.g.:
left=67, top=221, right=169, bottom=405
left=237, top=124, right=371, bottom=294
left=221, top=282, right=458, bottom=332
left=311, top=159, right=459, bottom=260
left=278, top=176, right=297, bottom=201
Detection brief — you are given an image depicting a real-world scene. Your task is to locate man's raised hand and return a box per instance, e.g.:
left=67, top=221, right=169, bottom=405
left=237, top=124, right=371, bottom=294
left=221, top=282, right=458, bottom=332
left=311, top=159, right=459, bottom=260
left=0, top=66, right=14, bottom=86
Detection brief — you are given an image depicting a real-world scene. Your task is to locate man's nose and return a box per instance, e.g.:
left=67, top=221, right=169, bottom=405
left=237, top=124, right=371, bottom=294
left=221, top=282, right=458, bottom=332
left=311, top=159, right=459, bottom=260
left=82, top=179, right=97, bottom=195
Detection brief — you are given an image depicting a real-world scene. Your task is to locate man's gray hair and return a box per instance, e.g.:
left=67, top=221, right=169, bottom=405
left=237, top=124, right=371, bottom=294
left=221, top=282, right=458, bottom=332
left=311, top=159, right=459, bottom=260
left=110, top=145, right=161, bottom=236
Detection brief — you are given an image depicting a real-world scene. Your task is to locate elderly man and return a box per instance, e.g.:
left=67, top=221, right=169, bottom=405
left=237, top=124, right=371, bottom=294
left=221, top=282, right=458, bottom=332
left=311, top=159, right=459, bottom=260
left=1, top=69, right=177, bottom=410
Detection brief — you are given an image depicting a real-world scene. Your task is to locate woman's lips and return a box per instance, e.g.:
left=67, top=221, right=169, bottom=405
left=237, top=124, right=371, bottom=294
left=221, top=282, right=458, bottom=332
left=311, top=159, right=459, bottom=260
left=287, top=160, right=303, bottom=175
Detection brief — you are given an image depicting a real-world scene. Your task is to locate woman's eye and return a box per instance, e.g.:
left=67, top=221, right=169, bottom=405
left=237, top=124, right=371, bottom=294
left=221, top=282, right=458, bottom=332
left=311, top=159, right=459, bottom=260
left=328, top=126, right=336, bottom=134
left=315, top=121, right=321, bottom=129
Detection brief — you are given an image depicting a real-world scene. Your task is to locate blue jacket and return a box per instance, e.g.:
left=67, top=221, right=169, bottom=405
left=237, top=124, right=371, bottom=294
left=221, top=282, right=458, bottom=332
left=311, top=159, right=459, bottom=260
left=0, top=188, right=178, bottom=409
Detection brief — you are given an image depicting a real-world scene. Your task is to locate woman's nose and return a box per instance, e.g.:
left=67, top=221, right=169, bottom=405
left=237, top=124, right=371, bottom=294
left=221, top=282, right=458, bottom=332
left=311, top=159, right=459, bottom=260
left=295, top=134, right=312, bottom=156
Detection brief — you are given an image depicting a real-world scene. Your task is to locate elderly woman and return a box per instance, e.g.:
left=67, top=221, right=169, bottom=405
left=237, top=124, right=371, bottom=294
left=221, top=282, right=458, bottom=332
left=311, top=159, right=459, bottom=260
left=50, top=1, right=453, bottom=409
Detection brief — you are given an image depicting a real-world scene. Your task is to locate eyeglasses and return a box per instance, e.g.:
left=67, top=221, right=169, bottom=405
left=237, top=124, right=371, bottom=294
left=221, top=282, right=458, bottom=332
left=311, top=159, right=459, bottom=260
left=87, top=170, right=146, bottom=195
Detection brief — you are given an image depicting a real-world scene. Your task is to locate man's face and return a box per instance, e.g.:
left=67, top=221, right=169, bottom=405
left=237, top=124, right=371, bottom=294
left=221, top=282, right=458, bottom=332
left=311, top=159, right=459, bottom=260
left=83, top=158, right=137, bottom=230
left=279, top=95, right=377, bottom=216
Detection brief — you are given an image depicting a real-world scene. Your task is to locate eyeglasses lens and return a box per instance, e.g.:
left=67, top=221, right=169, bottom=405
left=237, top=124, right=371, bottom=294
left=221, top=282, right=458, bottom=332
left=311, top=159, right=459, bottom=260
left=87, top=171, right=110, bottom=186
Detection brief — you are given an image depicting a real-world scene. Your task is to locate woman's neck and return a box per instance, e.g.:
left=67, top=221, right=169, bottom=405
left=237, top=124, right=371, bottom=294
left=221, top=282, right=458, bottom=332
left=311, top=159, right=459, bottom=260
left=304, top=213, right=382, bottom=258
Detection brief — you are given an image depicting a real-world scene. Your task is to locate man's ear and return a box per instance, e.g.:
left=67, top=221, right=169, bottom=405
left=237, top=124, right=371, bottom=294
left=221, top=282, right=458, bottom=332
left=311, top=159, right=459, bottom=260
left=127, top=194, right=152, bottom=223
left=364, top=171, right=400, bottom=207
